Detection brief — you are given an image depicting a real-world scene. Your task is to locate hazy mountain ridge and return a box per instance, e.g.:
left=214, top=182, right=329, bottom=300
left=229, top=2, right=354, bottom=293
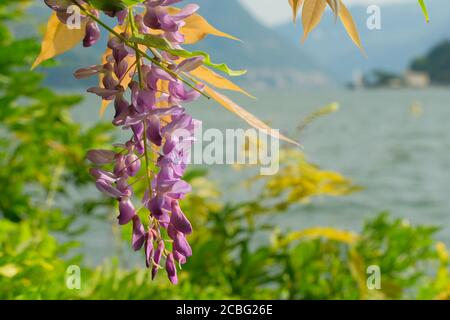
left=274, top=0, right=450, bottom=83
left=189, top=0, right=331, bottom=88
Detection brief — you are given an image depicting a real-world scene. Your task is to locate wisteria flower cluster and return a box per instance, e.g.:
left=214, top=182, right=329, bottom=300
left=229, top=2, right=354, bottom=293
left=44, top=0, right=206, bottom=284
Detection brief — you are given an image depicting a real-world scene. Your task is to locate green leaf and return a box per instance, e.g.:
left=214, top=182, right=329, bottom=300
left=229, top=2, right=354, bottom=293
left=418, top=0, right=429, bottom=22
left=129, top=35, right=247, bottom=76
left=122, top=0, right=142, bottom=7
left=87, top=0, right=140, bottom=11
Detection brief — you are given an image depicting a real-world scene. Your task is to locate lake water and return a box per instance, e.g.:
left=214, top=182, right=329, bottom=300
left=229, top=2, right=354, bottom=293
left=73, top=88, right=450, bottom=264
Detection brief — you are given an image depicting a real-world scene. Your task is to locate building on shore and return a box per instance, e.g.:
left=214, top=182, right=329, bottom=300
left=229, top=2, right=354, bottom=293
left=403, top=70, right=430, bottom=88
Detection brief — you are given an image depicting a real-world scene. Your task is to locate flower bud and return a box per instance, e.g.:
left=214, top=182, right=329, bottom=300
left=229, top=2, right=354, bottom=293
left=118, top=198, right=136, bottom=225
left=173, top=250, right=187, bottom=265
left=116, top=9, right=128, bottom=25
left=89, top=168, right=116, bottom=184
left=125, top=154, right=141, bottom=177
left=95, top=179, right=124, bottom=198
left=152, top=240, right=165, bottom=279
left=165, top=253, right=178, bottom=285
left=146, top=116, right=162, bottom=146
left=83, top=21, right=101, bottom=47
left=176, top=57, right=204, bottom=73
left=86, top=149, right=116, bottom=164
left=149, top=195, right=165, bottom=218
left=170, top=201, right=192, bottom=235
left=132, top=216, right=146, bottom=251
left=173, top=232, right=192, bottom=257
left=74, top=65, right=103, bottom=79
left=145, top=232, right=154, bottom=268
left=114, top=155, right=127, bottom=177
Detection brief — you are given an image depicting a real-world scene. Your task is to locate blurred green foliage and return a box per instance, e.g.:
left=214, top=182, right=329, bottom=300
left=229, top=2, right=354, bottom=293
left=1, top=0, right=449, bottom=300
left=0, top=0, right=113, bottom=230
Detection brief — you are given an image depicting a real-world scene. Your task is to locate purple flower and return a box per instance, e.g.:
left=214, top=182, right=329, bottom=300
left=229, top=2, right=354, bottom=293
left=89, top=168, right=116, bottom=184
left=172, top=231, right=192, bottom=257
left=113, top=94, right=130, bottom=126
left=170, top=201, right=192, bottom=235
left=87, top=87, right=122, bottom=100
left=176, top=57, right=204, bottom=72
left=74, top=65, right=104, bottom=79
left=83, top=0, right=204, bottom=285
left=132, top=215, right=146, bottom=251
left=114, top=59, right=129, bottom=80
left=83, top=20, right=101, bottom=47
left=173, top=250, right=187, bottom=265
left=115, top=9, right=128, bottom=25
left=86, top=149, right=116, bottom=164
left=113, top=155, right=127, bottom=177
left=103, top=72, right=119, bottom=93
left=146, top=116, right=162, bottom=146
left=108, top=37, right=133, bottom=63
left=146, top=0, right=183, bottom=7
left=143, top=3, right=198, bottom=33
left=145, top=232, right=154, bottom=267
left=135, top=14, right=151, bottom=34
left=169, top=81, right=204, bottom=103
left=152, top=240, right=165, bottom=279
left=165, top=253, right=178, bottom=285
left=125, top=154, right=141, bottom=177
left=118, top=198, right=136, bottom=225
left=44, top=0, right=72, bottom=12
left=148, top=194, right=168, bottom=218
left=116, top=178, right=133, bottom=198
left=95, top=179, right=124, bottom=198
left=134, top=89, right=157, bottom=113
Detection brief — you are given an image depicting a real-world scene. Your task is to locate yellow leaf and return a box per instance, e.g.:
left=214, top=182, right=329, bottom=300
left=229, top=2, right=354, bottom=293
left=190, top=66, right=255, bottom=98
left=289, top=0, right=304, bottom=23
left=348, top=248, right=372, bottom=299
left=204, top=86, right=299, bottom=146
left=99, top=99, right=111, bottom=116
left=32, top=12, right=86, bottom=70
left=98, top=47, right=113, bottom=116
left=283, top=227, right=359, bottom=246
left=338, top=1, right=365, bottom=53
left=326, top=0, right=340, bottom=20
left=167, top=7, right=240, bottom=44
left=157, top=80, right=170, bottom=109
left=302, top=0, right=327, bottom=41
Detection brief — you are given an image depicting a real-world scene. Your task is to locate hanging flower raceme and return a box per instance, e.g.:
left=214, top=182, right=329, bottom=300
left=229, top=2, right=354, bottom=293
left=45, top=0, right=205, bottom=285
left=37, top=0, right=301, bottom=283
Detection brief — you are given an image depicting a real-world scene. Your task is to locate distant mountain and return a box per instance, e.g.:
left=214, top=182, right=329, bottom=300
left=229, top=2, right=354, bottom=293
left=274, top=0, right=450, bottom=83
left=189, top=0, right=330, bottom=88
left=24, top=0, right=331, bottom=89
left=411, top=40, right=450, bottom=84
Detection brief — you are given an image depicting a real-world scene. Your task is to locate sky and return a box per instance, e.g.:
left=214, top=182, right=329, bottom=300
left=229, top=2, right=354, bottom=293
left=239, top=0, right=416, bottom=26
